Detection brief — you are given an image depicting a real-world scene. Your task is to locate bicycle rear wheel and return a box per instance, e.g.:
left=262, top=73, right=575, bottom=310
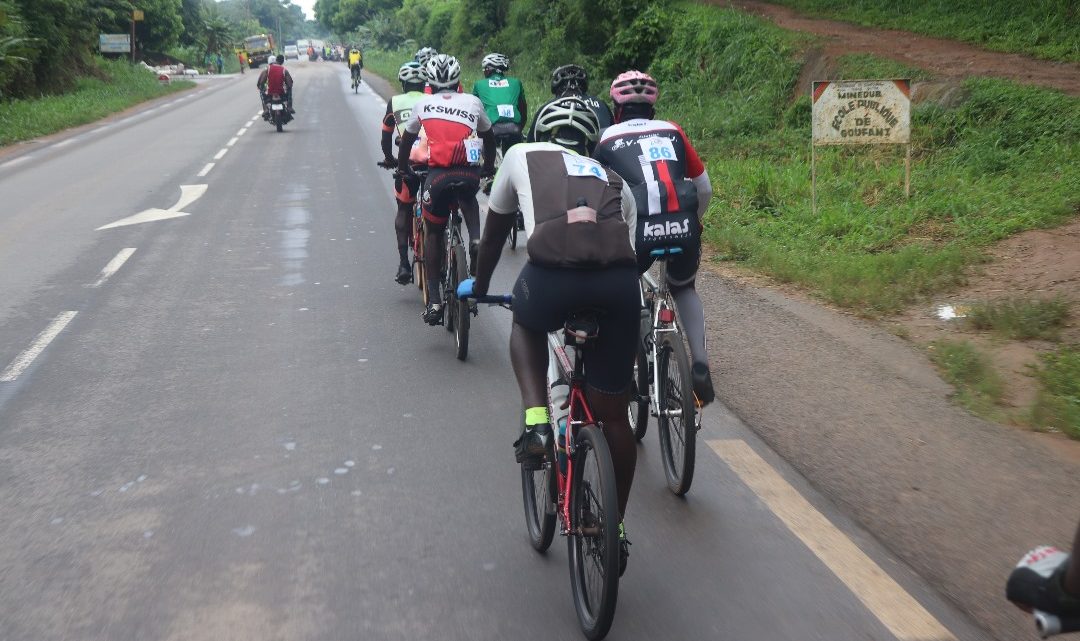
left=521, top=455, right=556, bottom=552
left=568, top=424, right=620, bottom=640
left=413, top=217, right=425, bottom=294
left=450, top=244, right=470, bottom=360
left=656, top=335, right=696, bottom=496
left=629, top=345, right=649, bottom=441
left=508, top=221, right=518, bottom=250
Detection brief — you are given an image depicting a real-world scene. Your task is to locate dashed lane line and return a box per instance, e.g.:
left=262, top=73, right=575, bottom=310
left=226, top=137, right=239, bottom=147
left=707, top=439, right=957, bottom=641
left=213, top=148, right=228, bottom=160
left=197, top=162, right=215, bottom=177
left=87, top=248, right=136, bottom=288
left=0, top=312, right=78, bottom=383
left=236, top=127, right=248, bottom=137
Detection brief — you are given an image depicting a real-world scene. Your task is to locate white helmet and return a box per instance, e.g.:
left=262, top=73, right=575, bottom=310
left=398, top=61, right=426, bottom=85
left=533, top=97, right=600, bottom=149
left=425, top=54, right=461, bottom=89
left=481, top=53, right=510, bottom=73
left=414, top=46, right=438, bottom=65
left=269, top=55, right=279, bottom=64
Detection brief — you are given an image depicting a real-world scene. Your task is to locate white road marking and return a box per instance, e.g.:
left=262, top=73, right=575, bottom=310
left=0, top=312, right=78, bottom=382
left=87, top=248, right=136, bottom=287
left=97, top=184, right=208, bottom=230
left=254, top=111, right=262, bottom=118
left=213, top=148, right=228, bottom=160
left=53, top=137, right=78, bottom=148
left=226, top=137, right=239, bottom=147
left=1, top=156, right=30, bottom=168
left=197, top=162, right=215, bottom=177
left=708, top=439, right=957, bottom=641
left=236, top=128, right=248, bottom=136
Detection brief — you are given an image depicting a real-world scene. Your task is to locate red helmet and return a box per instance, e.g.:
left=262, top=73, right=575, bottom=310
left=610, top=70, right=658, bottom=105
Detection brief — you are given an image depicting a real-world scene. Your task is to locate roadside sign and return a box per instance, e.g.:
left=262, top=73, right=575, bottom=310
left=132, top=9, right=144, bottom=21
left=812, top=79, right=911, bottom=146
left=810, top=78, right=913, bottom=211
left=99, top=34, right=131, bottom=53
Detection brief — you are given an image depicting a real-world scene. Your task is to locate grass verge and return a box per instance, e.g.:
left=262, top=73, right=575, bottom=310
left=1031, top=346, right=1080, bottom=439
left=0, top=57, right=194, bottom=148
left=966, top=297, right=1071, bottom=341
left=928, top=340, right=1005, bottom=419
left=766, top=0, right=1080, bottom=62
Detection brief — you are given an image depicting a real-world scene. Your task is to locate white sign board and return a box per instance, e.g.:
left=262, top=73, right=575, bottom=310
left=812, top=79, right=911, bottom=146
left=99, top=34, right=131, bottom=54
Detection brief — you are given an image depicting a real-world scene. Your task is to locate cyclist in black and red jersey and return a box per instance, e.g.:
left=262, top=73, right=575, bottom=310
left=592, top=70, right=716, bottom=406
left=1008, top=519, right=1080, bottom=630
left=396, top=54, right=496, bottom=325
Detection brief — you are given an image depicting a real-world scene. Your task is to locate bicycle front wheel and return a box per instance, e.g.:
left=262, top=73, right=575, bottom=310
left=568, top=424, right=620, bottom=640
left=657, top=335, right=696, bottom=496
left=521, top=456, right=556, bottom=552
left=450, top=244, right=470, bottom=360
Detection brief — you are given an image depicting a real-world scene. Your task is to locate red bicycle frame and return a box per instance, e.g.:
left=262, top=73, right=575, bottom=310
left=548, top=330, right=597, bottom=533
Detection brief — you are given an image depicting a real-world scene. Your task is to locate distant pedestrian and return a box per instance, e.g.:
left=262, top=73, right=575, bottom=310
left=238, top=51, right=247, bottom=74
left=216, top=53, right=223, bottom=75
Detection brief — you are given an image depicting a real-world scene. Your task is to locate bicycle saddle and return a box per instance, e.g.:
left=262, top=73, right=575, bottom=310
left=564, top=311, right=600, bottom=345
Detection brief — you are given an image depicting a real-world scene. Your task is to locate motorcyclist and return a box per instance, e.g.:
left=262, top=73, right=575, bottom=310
left=256, top=55, right=294, bottom=115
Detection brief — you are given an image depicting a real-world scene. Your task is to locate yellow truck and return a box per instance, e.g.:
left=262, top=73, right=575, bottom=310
left=243, top=34, right=275, bottom=68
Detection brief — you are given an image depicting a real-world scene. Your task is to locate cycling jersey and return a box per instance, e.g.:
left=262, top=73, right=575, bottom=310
left=403, top=92, right=492, bottom=168
left=382, top=91, right=425, bottom=139
left=593, top=118, right=707, bottom=218
left=348, top=50, right=362, bottom=66
left=472, top=73, right=526, bottom=126
left=488, top=142, right=637, bottom=269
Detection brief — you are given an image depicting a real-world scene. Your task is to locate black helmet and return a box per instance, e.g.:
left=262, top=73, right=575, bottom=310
left=551, top=64, right=588, bottom=96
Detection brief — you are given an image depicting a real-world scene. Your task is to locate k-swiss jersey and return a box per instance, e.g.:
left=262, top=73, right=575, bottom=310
left=404, top=92, right=492, bottom=167
left=593, top=119, right=705, bottom=217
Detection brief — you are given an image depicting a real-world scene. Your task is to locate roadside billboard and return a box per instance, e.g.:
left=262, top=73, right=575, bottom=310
left=99, top=34, right=131, bottom=54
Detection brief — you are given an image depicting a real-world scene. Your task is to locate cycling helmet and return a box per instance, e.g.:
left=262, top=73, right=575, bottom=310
left=398, top=61, right=426, bottom=85
left=425, top=54, right=461, bottom=89
left=610, top=70, right=659, bottom=105
left=481, top=53, right=510, bottom=73
left=551, top=64, right=588, bottom=95
left=533, top=97, right=600, bottom=148
left=414, top=46, right=438, bottom=65
left=269, top=55, right=279, bottom=64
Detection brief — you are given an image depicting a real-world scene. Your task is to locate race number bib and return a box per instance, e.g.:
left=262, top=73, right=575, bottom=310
left=464, top=138, right=484, bottom=164
left=497, top=104, right=515, bottom=119
left=488, top=79, right=510, bottom=88
left=562, top=153, right=608, bottom=181
left=638, top=136, right=677, bottom=162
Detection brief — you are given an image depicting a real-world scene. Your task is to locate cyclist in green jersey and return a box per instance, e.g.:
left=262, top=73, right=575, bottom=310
left=471, top=53, right=527, bottom=153
left=379, top=61, right=428, bottom=284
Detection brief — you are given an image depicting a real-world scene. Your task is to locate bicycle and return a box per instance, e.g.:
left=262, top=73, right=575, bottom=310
left=479, top=133, right=525, bottom=250
left=466, top=294, right=622, bottom=640
left=627, top=246, right=700, bottom=496
left=350, top=65, right=362, bottom=92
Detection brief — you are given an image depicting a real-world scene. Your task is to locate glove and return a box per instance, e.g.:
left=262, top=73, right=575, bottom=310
left=456, top=278, right=476, bottom=299
left=480, top=166, right=496, bottom=180
left=1007, top=546, right=1080, bottom=616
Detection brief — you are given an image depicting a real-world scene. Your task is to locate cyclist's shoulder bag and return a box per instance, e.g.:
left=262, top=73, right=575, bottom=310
left=631, top=180, right=701, bottom=257
left=526, top=151, right=637, bottom=270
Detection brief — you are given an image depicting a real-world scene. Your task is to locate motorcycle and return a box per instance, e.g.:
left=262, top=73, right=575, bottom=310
left=263, top=93, right=293, bottom=132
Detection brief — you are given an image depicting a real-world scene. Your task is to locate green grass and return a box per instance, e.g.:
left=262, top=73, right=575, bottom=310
left=928, top=339, right=1005, bottom=418
left=767, top=0, right=1080, bottom=62
left=0, top=57, right=194, bottom=147
left=966, top=297, right=1072, bottom=341
left=1031, top=346, right=1080, bottom=439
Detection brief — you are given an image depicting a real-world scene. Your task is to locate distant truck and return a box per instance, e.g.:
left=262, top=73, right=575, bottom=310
left=243, top=34, right=275, bottom=68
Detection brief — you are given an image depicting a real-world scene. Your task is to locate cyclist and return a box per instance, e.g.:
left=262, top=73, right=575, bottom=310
left=592, top=70, right=715, bottom=405
left=380, top=61, right=428, bottom=285
left=472, top=53, right=527, bottom=154
left=457, top=97, right=639, bottom=571
left=414, top=46, right=437, bottom=67
left=527, top=64, right=614, bottom=142
left=348, top=46, right=363, bottom=85
left=256, top=55, right=294, bottom=114
left=1008, top=519, right=1080, bottom=624
left=396, top=54, right=496, bottom=326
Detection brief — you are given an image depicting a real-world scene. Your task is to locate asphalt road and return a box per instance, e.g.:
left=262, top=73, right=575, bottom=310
left=0, top=61, right=993, bottom=641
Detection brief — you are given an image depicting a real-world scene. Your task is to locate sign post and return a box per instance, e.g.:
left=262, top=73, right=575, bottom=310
left=99, top=34, right=131, bottom=54
left=131, top=10, right=144, bottom=62
left=811, top=79, right=912, bottom=214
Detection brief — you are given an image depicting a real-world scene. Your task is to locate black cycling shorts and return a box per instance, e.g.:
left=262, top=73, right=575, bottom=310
left=512, top=262, right=640, bottom=394
left=421, top=166, right=480, bottom=224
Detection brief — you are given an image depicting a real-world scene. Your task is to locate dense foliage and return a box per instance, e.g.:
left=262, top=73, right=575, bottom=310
left=0, top=0, right=315, bottom=100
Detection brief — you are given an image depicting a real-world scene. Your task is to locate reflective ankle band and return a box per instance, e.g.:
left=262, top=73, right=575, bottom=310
left=524, top=406, right=550, bottom=426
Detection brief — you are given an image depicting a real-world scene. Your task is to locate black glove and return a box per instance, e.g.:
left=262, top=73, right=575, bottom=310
left=1007, top=547, right=1080, bottom=616
left=377, top=157, right=396, bottom=169
left=480, top=165, right=495, bottom=180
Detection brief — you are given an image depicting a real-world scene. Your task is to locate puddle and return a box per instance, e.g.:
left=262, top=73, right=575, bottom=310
left=935, top=304, right=971, bottom=320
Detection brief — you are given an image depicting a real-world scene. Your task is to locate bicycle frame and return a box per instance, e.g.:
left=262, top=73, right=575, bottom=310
left=640, top=259, right=702, bottom=428
left=547, top=331, right=597, bottom=535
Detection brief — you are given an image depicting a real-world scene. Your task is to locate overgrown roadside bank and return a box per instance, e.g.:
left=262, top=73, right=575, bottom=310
left=363, top=2, right=1080, bottom=636
left=0, top=58, right=194, bottom=148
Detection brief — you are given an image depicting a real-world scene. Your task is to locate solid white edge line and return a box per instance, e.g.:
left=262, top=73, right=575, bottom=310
left=0, top=312, right=79, bottom=382
left=88, top=248, right=136, bottom=288
left=213, top=148, right=228, bottom=160
left=707, top=439, right=956, bottom=641
left=197, top=162, right=215, bottom=177
left=1, top=156, right=30, bottom=168
left=226, top=137, right=239, bottom=147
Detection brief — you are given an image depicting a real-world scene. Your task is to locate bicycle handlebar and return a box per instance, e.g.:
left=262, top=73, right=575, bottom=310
left=459, top=293, right=513, bottom=305
left=1036, top=611, right=1080, bottom=638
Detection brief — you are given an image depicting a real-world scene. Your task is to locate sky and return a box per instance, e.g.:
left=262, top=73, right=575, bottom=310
left=293, top=0, right=316, bottom=21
